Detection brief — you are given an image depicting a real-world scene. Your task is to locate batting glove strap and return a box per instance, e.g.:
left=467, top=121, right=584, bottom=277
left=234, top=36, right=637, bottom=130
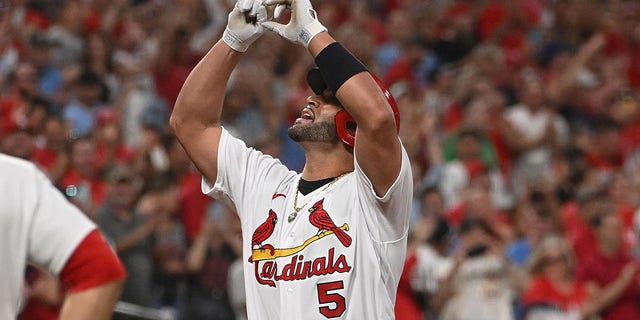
left=223, top=26, right=250, bottom=53
left=223, top=3, right=267, bottom=53
left=300, top=16, right=327, bottom=47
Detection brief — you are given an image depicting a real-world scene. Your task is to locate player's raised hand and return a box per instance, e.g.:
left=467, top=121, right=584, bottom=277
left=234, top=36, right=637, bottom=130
left=262, top=0, right=327, bottom=47
left=223, top=1, right=268, bottom=52
left=238, top=0, right=265, bottom=22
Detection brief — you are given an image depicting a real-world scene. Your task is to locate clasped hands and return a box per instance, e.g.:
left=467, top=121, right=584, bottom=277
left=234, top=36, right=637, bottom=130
left=223, top=0, right=326, bottom=52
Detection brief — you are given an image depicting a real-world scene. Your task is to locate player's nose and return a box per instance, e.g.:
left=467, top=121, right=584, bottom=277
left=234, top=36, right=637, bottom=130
left=306, top=95, right=320, bottom=109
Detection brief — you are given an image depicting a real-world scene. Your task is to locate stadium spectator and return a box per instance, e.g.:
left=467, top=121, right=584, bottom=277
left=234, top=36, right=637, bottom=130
left=502, top=70, right=569, bottom=197
left=94, top=108, right=135, bottom=172
left=506, top=188, right=560, bottom=267
left=437, top=218, right=522, bottom=320
left=1, top=62, right=38, bottom=137
left=62, top=69, right=107, bottom=137
left=59, top=135, right=106, bottom=217
left=27, top=32, right=64, bottom=101
left=147, top=172, right=187, bottom=313
left=185, top=204, right=240, bottom=320
left=97, top=163, right=154, bottom=308
left=162, top=133, right=212, bottom=242
left=30, top=115, right=69, bottom=183
left=522, top=235, right=595, bottom=320
left=576, top=210, right=640, bottom=320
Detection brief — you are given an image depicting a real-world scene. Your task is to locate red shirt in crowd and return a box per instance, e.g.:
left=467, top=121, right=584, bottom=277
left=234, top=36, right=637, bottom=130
left=446, top=203, right=511, bottom=230
left=576, top=249, right=640, bottom=320
left=562, top=202, right=636, bottom=264
left=522, top=275, right=589, bottom=314
left=95, top=143, right=135, bottom=170
left=620, top=116, right=640, bottom=157
left=604, top=31, right=640, bottom=89
left=179, top=170, right=211, bottom=242
left=0, top=94, right=27, bottom=137
left=154, top=55, right=200, bottom=109
left=394, top=252, right=423, bottom=320
left=30, top=146, right=58, bottom=173
left=59, top=169, right=106, bottom=209
left=561, top=201, right=597, bottom=264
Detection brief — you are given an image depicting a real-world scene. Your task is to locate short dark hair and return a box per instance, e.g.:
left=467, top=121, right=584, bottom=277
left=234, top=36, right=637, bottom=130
left=428, top=217, right=451, bottom=245
left=459, top=217, right=493, bottom=236
left=66, top=134, right=95, bottom=154
left=160, top=133, right=178, bottom=151
left=76, top=69, right=102, bottom=87
left=146, top=171, right=178, bottom=194
left=456, top=127, right=484, bottom=142
left=588, top=210, right=616, bottom=229
left=576, top=187, right=607, bottom=208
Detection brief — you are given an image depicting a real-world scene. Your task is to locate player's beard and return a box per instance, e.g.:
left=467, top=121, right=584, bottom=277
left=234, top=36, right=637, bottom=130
left=288, top=121, right=339, bottom=144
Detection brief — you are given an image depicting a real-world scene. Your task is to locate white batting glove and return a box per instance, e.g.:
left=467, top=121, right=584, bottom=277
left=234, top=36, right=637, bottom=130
left=262, top=0, right=327, bottom=47
left=238, top=0, right=264, bottom=18
left=223, top=2, right=268, bottom=52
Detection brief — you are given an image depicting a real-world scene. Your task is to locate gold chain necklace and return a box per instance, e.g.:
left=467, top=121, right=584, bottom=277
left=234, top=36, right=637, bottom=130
left=288, top=173, right=348, bottom=223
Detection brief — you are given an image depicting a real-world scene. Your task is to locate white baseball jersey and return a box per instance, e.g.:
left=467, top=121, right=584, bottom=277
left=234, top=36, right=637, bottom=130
left=0, top=154, right=96, bottom=318
left=203, top=128, right=413, bottom=319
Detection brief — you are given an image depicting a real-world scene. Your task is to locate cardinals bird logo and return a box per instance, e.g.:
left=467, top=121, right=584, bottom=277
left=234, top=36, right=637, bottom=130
left=309, top=199, right=352, bottom=247
left=250, top=209, right=277, bottom=260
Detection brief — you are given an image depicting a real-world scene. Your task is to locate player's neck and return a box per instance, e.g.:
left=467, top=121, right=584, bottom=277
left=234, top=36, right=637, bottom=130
left=298, top=176, right=338, bottom=195
left=301, top=147, right=353, bottom=181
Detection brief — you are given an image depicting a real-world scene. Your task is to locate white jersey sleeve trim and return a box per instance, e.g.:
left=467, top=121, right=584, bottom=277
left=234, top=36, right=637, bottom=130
left=353, top=140, right=411, bottom=202
left=201, top=128, right=238, bottom=212
left=200, top=127, right=227, bottom=196
left=353, top=140, right=413, bottom=242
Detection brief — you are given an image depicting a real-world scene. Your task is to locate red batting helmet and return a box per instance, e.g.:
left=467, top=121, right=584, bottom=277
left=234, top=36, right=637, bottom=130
left=306, top=69, right=400, bottom=148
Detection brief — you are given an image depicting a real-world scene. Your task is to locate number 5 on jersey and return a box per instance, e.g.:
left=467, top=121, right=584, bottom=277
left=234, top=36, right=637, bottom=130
left=317, top=281, right=346, bottom=318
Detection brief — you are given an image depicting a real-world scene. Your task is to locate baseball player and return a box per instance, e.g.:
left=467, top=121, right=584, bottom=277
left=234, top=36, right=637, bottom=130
left=0, top=153, right=126, bottom=319
left=170, top=0, right=412, bottom=318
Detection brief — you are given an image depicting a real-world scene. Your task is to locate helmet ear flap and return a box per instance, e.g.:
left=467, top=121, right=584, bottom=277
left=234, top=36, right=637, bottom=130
left=335, top=109, right=356, bottom=148
left=317, top=71, right=399, bottom=149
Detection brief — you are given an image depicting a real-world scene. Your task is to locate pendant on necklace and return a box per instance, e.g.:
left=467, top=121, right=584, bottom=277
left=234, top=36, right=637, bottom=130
left=288, top=211, right=298, bottom=223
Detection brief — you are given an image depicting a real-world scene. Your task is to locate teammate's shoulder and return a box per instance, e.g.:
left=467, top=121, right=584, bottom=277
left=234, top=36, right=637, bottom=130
left=0, top=153, right=40, bottom=176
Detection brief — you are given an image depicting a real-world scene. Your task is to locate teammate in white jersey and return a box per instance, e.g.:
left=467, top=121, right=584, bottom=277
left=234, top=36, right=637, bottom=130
left=0, top=153, right=126, bottom=319
left=170, top=0, right=413, bottom=318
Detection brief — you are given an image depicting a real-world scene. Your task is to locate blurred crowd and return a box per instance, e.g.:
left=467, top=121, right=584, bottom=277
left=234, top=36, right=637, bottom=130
left=2, top=0, right=640, bottom=319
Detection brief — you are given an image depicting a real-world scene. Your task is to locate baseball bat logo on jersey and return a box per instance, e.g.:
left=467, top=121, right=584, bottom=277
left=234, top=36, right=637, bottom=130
left=308, top=199, right=352, bottom=247
left=248, top=198, right=352, bottom=287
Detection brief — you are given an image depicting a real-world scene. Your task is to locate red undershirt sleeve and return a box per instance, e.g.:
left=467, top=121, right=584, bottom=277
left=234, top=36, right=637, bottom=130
left=59, top=229, right=127, bottom=292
